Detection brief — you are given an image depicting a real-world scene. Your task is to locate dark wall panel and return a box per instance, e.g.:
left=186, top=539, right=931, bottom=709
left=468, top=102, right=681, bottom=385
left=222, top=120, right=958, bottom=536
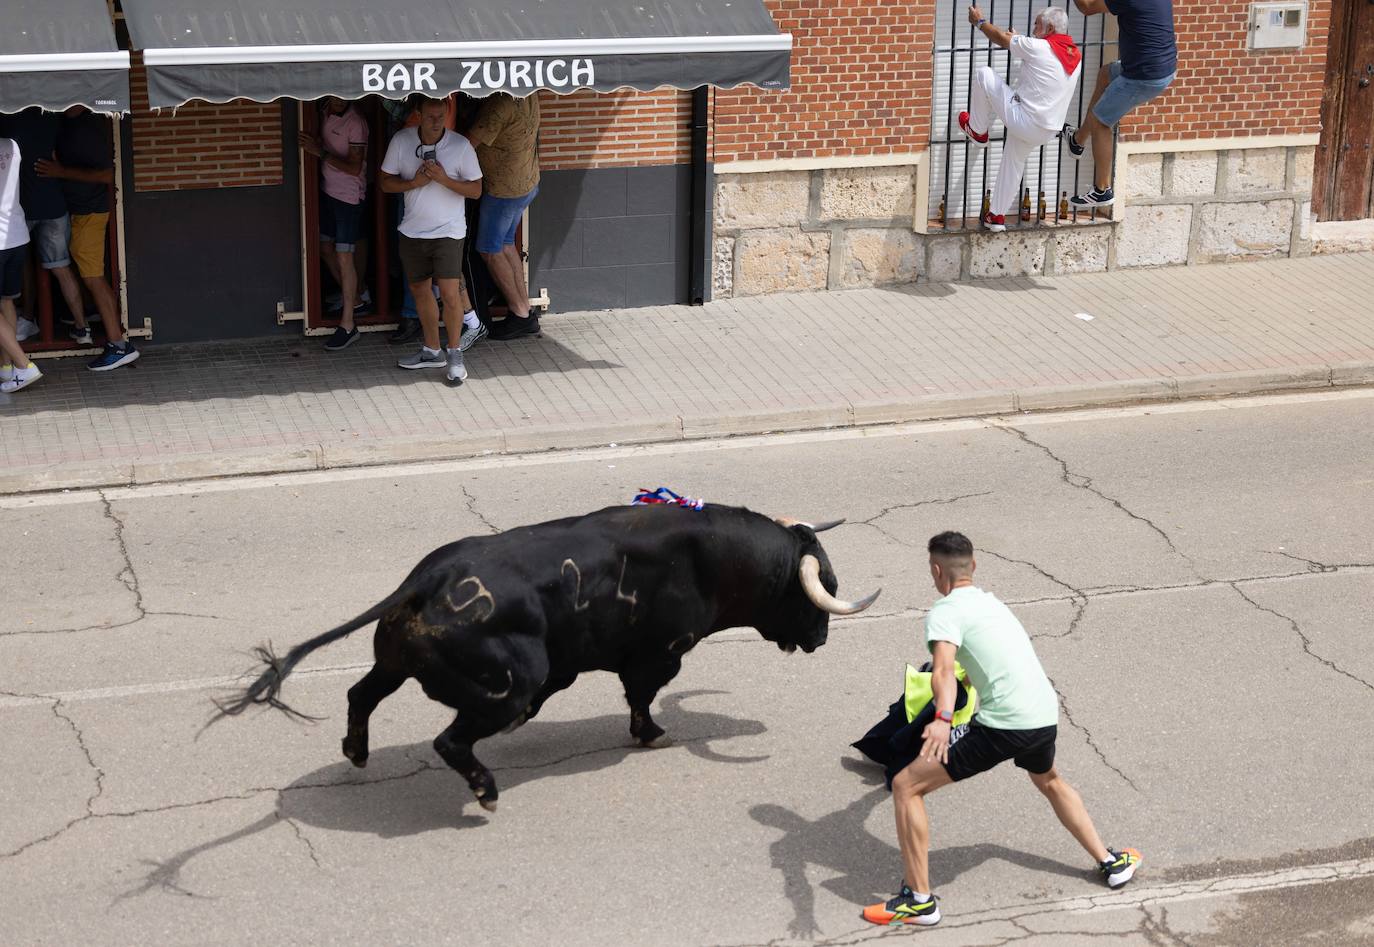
left=530, top=164, right=691, bottom=313
left=120, top=106, right=300, bottom=344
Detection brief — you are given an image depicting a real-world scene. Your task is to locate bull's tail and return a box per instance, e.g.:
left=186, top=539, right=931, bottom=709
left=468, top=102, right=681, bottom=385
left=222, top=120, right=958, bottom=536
left=212, top=581, right=420, bottom=722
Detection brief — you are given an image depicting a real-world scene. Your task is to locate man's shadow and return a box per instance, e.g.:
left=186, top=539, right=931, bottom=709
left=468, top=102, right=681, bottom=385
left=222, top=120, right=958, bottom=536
left=751, top=757, right=1088, bottom=940
left=121, top=691, right=766, bottom=902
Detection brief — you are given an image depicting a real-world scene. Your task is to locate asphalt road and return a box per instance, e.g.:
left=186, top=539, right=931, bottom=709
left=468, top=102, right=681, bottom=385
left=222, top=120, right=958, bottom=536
left=3, top=389, right=1373, bottom=946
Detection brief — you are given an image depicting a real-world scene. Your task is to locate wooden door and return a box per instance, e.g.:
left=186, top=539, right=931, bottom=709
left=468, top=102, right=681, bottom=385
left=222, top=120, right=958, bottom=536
left=1315, top=0, right=1374, bottom=221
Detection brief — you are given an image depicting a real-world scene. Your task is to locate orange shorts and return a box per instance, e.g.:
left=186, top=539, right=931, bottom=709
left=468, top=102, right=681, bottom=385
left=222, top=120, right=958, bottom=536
left=70, top=213, right=109, bottom=279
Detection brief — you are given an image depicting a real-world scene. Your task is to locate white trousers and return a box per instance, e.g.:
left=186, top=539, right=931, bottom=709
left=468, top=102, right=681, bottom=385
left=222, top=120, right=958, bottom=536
left=969, top=65, right=1059, bottom=216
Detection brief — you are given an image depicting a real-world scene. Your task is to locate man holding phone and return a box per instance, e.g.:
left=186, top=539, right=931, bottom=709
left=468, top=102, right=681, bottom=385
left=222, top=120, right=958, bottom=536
left=379, top=97, right=483, bottom=385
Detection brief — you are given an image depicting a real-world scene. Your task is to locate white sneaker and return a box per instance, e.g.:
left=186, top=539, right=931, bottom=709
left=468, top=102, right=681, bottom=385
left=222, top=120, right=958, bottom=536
left=16, top=316, right=40, bottom=341
left=1, top=362, right=42, bottom=393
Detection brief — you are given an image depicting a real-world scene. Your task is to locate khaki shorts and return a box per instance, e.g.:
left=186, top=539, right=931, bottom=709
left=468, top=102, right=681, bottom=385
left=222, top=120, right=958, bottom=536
left=70, top=213, right=109, bottom=279
left=398, top=234, right=465, bottom=285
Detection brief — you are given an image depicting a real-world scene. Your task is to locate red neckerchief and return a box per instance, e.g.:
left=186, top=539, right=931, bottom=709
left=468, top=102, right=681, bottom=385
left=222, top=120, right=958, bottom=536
left=1046, top=34, right=1082, bottom=76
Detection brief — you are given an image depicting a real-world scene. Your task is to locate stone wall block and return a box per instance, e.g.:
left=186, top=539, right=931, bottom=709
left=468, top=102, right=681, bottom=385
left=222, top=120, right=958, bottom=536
left=968, top=231, right=1048, bottom=278
left=1117, top=204, right=1192, bottom=267
left=1169, top=151, right=1218, bottom=196
left=714, top=172, right=811, bottom=229
left=1051, top=226, right=1111, bottom=274
left=1226, top=147, right=1288, bottom=194
left=1123, top=153, right=1164, bottom=199
left=734, top=229, right=832, bottom=296
left=1198, top=200, right=1294, bottom=259
left=925, top=236, right=964, bottom=283
left=1292, top=146, right=1315, bottom=193
left=819, top=166, right=915, bottom=221
left=713, top=237, right=735, bottom=297
left=841, top=228, right=921, bottom=287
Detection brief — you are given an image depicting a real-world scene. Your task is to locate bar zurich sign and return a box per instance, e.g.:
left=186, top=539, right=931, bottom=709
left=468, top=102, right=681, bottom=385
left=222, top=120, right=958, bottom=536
left=361, top=59, right=597, bottom=93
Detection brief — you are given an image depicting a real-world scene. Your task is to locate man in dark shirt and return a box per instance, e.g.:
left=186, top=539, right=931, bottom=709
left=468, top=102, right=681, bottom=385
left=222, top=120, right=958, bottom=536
left=1063, top=0, right=1177, bottom=209
left=0, top=108, right=91, bottom=345
left=37, top=106, right=138, bottom=370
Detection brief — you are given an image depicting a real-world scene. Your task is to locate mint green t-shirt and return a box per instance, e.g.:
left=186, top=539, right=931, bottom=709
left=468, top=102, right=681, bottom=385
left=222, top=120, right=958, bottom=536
left=925, top=586, right=1059, bottom=730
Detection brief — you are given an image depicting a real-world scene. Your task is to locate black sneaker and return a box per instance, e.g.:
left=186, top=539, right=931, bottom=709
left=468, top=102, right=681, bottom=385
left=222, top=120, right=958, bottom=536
left=324, top=326, right=359, bottom=351
left=862, top=885, right=940, bottom=926
left=1099, top=848, right=1142, bottom=888
left=1061, top=123, right=1085, bottom=158
left=1069, top=186, right=1114, bottom=209
left=388, top=319, right=422, bottom=345
left=488, top=312, right=541, bottom=341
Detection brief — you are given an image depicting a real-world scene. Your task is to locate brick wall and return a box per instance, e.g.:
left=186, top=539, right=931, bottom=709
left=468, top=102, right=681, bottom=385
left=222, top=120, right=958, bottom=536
left=129, top=65, right=284, bottom=192
left=713, top=0, right=932, bottom=164
left=1121, top=1, right=1329, bottom=142
left=537, top=89, right=691, bottom=170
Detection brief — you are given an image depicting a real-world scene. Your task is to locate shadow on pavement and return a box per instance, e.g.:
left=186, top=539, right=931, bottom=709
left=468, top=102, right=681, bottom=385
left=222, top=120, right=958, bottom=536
left=121, top=691, right=766, bottom=902
left=751, top=756, right=1086, bottom=939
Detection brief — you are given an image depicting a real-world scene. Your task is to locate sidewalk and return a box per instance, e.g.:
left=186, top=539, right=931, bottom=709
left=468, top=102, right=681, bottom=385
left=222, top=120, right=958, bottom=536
left=2, top=252, right=1372, bottom=494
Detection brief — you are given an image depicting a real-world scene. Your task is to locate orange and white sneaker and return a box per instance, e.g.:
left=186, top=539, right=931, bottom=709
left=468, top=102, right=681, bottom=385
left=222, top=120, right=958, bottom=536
left=1099, top=847, right=1142, bottom=888
left=862, top=885, right=941, bottom=926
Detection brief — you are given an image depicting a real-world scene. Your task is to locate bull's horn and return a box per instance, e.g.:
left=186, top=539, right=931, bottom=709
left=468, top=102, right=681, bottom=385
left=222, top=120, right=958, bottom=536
left=775, top=517, right=846, bottom=533
left=799, top=555, right=881, bottom=615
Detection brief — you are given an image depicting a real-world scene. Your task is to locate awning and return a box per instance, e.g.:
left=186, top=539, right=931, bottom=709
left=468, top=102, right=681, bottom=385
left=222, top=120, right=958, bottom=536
left=123, top=0, right=791, bottom=109
left=0, top=0, right=130, bottom=113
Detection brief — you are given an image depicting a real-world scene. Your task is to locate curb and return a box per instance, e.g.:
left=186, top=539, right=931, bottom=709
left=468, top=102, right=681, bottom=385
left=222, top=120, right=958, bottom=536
left=2, top=364, right=1371, bottom=497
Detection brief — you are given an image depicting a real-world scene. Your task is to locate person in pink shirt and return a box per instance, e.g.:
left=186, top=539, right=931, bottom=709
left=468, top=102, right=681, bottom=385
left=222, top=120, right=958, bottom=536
left=300, top=98, right=371, bottom=350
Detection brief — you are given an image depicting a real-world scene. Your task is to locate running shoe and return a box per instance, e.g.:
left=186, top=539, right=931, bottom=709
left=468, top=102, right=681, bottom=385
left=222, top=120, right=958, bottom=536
left=958, top=111, right=989, bottom=146
left=1, top=363, right=43, bottom=393
left=445, top=347, right=467, bottom=386
left=1061, top=123, right=1085, bottom=158
left=1099, top=848, right=1142, bottom=888
left=389, top=318, right=422, bottom=345
left=862, top=886, right=941, bottom=927
left=458, top=321, right=488, bottom=352
left=88, top=342, right=140, bottom=372
left=69, top=326, right=93, bottom=346
left=488, top=312, right=541, bottom=341
left=324, top=326, right=359, bottom=351
left=16, top=316, right=40, bottom=342
left=1069, top=186, right=1115, bottom=209
left=397, top=346, right=446, bottom=370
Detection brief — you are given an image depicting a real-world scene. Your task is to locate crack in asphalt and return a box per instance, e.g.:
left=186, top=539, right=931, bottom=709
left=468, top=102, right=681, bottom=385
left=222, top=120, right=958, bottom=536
left=843, top=492, right=996, bottom=550
left=460, top=484, right=501, bottom=535
left=280, top=811, right=323, bottom=870
left=996, top=425, right=1200, bottom=576
left=1048, top=676, right=1141, bottom=793
left=1229, top=583, right=1374, bottom=693
left=977, top=548, right=1089, bottom=641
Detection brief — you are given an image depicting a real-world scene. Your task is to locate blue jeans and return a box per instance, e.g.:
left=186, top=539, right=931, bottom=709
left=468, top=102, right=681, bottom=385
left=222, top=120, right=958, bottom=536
left=475, top=186, right=538, bottom=254
left=1091, top=60, right=1175, bottom=128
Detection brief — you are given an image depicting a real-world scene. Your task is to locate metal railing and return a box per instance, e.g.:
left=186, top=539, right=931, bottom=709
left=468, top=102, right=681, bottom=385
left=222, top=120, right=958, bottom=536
left=930, top=1, right=1117, bottom=230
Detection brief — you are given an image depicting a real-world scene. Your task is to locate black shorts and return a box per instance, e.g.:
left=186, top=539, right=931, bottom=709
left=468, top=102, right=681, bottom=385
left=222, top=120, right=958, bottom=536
left=0, top=244, right=25, bottom=299
left=943, top=722, right=1057, bottom=782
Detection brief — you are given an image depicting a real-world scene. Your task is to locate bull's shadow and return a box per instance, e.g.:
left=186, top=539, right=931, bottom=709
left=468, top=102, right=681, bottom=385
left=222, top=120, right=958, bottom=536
left=122, top=691, right=767, bottom=902
left=751, top=757, right=1088, bottom=940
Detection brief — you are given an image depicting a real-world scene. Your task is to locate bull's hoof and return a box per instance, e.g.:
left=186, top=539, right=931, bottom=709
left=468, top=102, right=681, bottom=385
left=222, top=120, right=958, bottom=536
left=473, top=786, right=499, bottom=812
left=639, top=733, right=673, bottom=749
left=341, top=737, right=368, bottom=768
left=479, top=797, right=498, bottom=813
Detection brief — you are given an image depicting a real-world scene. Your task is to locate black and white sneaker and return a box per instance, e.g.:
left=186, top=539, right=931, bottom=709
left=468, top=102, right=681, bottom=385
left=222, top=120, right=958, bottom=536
left=1061, top=123, right=1085, bottom=158
left=1099, top=848, right=1142, bottom=888
left=324, top=326, right=359, bottom=351
left=1069, top=186, right=1114, bottom=209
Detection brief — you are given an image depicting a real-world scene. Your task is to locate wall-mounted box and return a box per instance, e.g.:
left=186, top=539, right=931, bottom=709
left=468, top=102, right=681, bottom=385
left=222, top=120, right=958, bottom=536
left=1248, top=2, right=1308, bottom=50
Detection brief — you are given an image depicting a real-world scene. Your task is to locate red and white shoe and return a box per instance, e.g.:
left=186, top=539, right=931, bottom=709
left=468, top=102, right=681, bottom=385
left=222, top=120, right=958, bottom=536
left=981, top=212, right=1007, bottom=232
left=958, top=111, right=989, bottom=146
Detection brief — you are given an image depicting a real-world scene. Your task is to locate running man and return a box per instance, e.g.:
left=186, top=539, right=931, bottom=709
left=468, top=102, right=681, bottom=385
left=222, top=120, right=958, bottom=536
left=862, top=531, right=1140, bottom=927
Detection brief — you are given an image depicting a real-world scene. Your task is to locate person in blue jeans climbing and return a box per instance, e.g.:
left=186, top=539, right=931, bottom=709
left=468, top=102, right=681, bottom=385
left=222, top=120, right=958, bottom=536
left=1063, top=0, right=1177, bottom=209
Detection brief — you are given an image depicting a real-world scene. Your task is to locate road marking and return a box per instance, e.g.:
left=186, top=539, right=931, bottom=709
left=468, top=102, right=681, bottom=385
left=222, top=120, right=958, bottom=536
left=3, top=387, right=1372, bottom=511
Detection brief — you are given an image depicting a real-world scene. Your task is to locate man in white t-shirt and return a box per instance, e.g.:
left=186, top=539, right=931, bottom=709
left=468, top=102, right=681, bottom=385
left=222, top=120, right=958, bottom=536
left=958, top=5, right=1082, bottom=232
left=379, top=97, right=483, bottom=384
left=862, top=531, right=1140, bottom=928
left=0, top=138, right=42, bottom=392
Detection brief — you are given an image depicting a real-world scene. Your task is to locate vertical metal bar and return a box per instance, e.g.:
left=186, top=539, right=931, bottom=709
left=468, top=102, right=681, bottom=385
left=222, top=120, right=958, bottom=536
left=943, top=0, right=957, bottom=231
left=371, top=100, right=390, bottom=322
left=979, top=0, right=994, bottom=218
left=688, top=86, right=710, bottom=304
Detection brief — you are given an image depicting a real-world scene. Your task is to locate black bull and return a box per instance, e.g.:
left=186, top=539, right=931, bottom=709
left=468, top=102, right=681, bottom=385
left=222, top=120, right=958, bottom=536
left=217, top=504, right=880, bottom=810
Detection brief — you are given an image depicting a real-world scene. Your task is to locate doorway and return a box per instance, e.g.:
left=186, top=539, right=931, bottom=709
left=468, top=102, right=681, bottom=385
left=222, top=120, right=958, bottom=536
left=1314, top=0, right=1374, bottom=221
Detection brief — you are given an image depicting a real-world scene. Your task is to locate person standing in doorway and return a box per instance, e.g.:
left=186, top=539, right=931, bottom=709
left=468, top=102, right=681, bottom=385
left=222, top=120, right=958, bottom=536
left=300, top=96, right=371, bottom=350
left=958, top=6, right=1081, bottom=232
left=1062, top=0, right=1177, bottom=208
left=379, top=97, right=484, bottom=385
left=0, top=137, right=42, bottom=393
left=862, top=531, right=1140, bottom=927
left=467, top=92, right=540, bottom=341
left=0, top=108, right=88, bottom=346
left=37, top=106, right=138, bottom=371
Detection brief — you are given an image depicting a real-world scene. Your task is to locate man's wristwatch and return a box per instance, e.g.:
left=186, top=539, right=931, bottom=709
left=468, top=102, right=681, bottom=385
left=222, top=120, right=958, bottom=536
left=975, top=19, right=987, bottom=29
left=935, top=709, right=954, bottom=723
